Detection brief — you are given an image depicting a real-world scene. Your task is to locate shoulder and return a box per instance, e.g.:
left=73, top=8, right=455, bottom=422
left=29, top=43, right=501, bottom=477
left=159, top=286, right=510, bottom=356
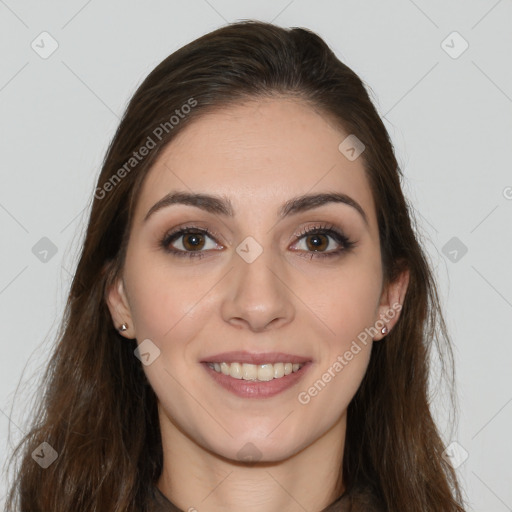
left=146, top=485, right=183, bottom=512
left=348, top=485, right=386, bottom=512
left=322, top=485, right=385, bottom=512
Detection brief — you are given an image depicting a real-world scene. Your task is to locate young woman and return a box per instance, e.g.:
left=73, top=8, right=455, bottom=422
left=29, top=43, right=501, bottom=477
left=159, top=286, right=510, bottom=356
left=5, top=20, right=467, bottom=512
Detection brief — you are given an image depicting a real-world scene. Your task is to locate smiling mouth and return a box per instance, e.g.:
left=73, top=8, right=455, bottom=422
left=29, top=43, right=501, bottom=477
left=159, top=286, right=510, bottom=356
left=205, top=361, right=306, bottom=381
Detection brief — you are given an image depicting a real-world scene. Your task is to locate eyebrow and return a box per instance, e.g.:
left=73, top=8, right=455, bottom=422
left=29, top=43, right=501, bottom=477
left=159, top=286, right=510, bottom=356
left=143, top=191, right=369, bottom=226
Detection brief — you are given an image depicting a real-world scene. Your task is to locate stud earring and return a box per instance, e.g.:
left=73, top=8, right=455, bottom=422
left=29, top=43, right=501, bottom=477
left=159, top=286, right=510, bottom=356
left=118, top=323, right=128, bottom=332
left=381, top=326, right=388, bottom=335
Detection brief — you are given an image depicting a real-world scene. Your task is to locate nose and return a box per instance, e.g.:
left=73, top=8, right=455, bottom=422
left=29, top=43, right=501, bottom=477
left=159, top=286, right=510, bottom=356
left=220, top=247, right=295, bottom=332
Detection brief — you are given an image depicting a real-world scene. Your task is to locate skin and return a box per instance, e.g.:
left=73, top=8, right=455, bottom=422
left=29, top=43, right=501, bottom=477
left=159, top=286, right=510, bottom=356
left=107, top=97, right=409, bottom=512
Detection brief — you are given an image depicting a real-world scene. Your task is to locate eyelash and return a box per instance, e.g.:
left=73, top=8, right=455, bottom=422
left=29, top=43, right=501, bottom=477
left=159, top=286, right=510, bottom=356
left=159, top=223, right=356, bottom=260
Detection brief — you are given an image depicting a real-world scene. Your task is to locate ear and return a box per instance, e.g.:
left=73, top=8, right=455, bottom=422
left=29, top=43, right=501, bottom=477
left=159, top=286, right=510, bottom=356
left=373, top=267, right=410, bottom=341
left=105, top=277, right=136, bottom=339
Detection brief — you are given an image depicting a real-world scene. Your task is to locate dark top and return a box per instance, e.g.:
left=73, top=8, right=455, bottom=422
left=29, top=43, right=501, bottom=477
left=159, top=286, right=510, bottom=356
left=147, top=484, right=384, bottom=511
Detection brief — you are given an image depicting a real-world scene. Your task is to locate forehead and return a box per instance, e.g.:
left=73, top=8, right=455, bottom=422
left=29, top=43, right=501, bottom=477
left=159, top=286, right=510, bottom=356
left=133, top=97, right=377, bottom=230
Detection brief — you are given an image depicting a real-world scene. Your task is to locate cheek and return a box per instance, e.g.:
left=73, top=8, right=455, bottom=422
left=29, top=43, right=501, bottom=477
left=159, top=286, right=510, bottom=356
left=125, top=251, right=211, bottom=342
left=293, top=259, right=380, bottom=413
left=320, top=262, right=382, bottom=347
left=295, top=335, right=372, bottom=435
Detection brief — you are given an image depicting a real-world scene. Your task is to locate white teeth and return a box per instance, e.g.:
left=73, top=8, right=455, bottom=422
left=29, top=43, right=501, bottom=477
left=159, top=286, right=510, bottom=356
left=242, top=363, right=257, bottom=381
left=206, top=361, right=305, bottom=381
left=257, top=364, right=274, bottom=381
left=229, top=362, right=243, bottom=379
left=273, top=362, right=285, bottom=379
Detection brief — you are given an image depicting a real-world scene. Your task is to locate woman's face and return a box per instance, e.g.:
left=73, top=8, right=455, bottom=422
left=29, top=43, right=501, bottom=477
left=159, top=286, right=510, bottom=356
left=107, top=97, right=407, bottom=463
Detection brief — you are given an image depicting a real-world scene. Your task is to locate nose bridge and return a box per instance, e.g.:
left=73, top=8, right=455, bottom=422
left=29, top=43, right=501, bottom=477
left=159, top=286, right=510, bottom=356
left=221, top=234, right=294, bottom=330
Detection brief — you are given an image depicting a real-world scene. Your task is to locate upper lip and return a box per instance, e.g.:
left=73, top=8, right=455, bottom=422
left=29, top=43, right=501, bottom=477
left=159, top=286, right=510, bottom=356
left=200, top=351, right=311, bottom=365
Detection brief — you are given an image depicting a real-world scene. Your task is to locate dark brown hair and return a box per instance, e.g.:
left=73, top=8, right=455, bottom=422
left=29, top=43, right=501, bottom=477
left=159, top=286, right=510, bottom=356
left=5, top=20, right=466, bottom=511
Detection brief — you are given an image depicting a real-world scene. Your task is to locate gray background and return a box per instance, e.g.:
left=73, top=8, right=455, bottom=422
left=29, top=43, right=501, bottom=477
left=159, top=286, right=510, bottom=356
left=1, top=1, right=511, bottom=510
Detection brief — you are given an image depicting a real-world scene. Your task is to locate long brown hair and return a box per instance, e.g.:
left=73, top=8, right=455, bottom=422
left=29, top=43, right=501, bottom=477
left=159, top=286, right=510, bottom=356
left=5, top=20, right=466, bottom=511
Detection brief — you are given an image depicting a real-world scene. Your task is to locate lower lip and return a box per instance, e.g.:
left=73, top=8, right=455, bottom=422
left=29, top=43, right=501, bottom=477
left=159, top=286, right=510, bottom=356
left=201, top=362, right=312, bottom=399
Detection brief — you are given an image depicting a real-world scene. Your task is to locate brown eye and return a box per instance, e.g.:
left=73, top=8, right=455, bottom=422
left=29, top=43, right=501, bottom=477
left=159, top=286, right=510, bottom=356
left=181, top=232, right=206, bottom=251
left=304, top=233, right=329, bottom=252
left=292, top=224, right=356, bottom=259
left=160, top=226, right=221, bottom=259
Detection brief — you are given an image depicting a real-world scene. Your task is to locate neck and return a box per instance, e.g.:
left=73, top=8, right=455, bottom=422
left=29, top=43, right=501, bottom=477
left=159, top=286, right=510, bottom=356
left=156, top=410, right=346, bottom=512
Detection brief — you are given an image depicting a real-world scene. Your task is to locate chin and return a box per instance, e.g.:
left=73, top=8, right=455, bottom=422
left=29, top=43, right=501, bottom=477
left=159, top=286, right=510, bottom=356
left=209, top=435, right=308, bottom=465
